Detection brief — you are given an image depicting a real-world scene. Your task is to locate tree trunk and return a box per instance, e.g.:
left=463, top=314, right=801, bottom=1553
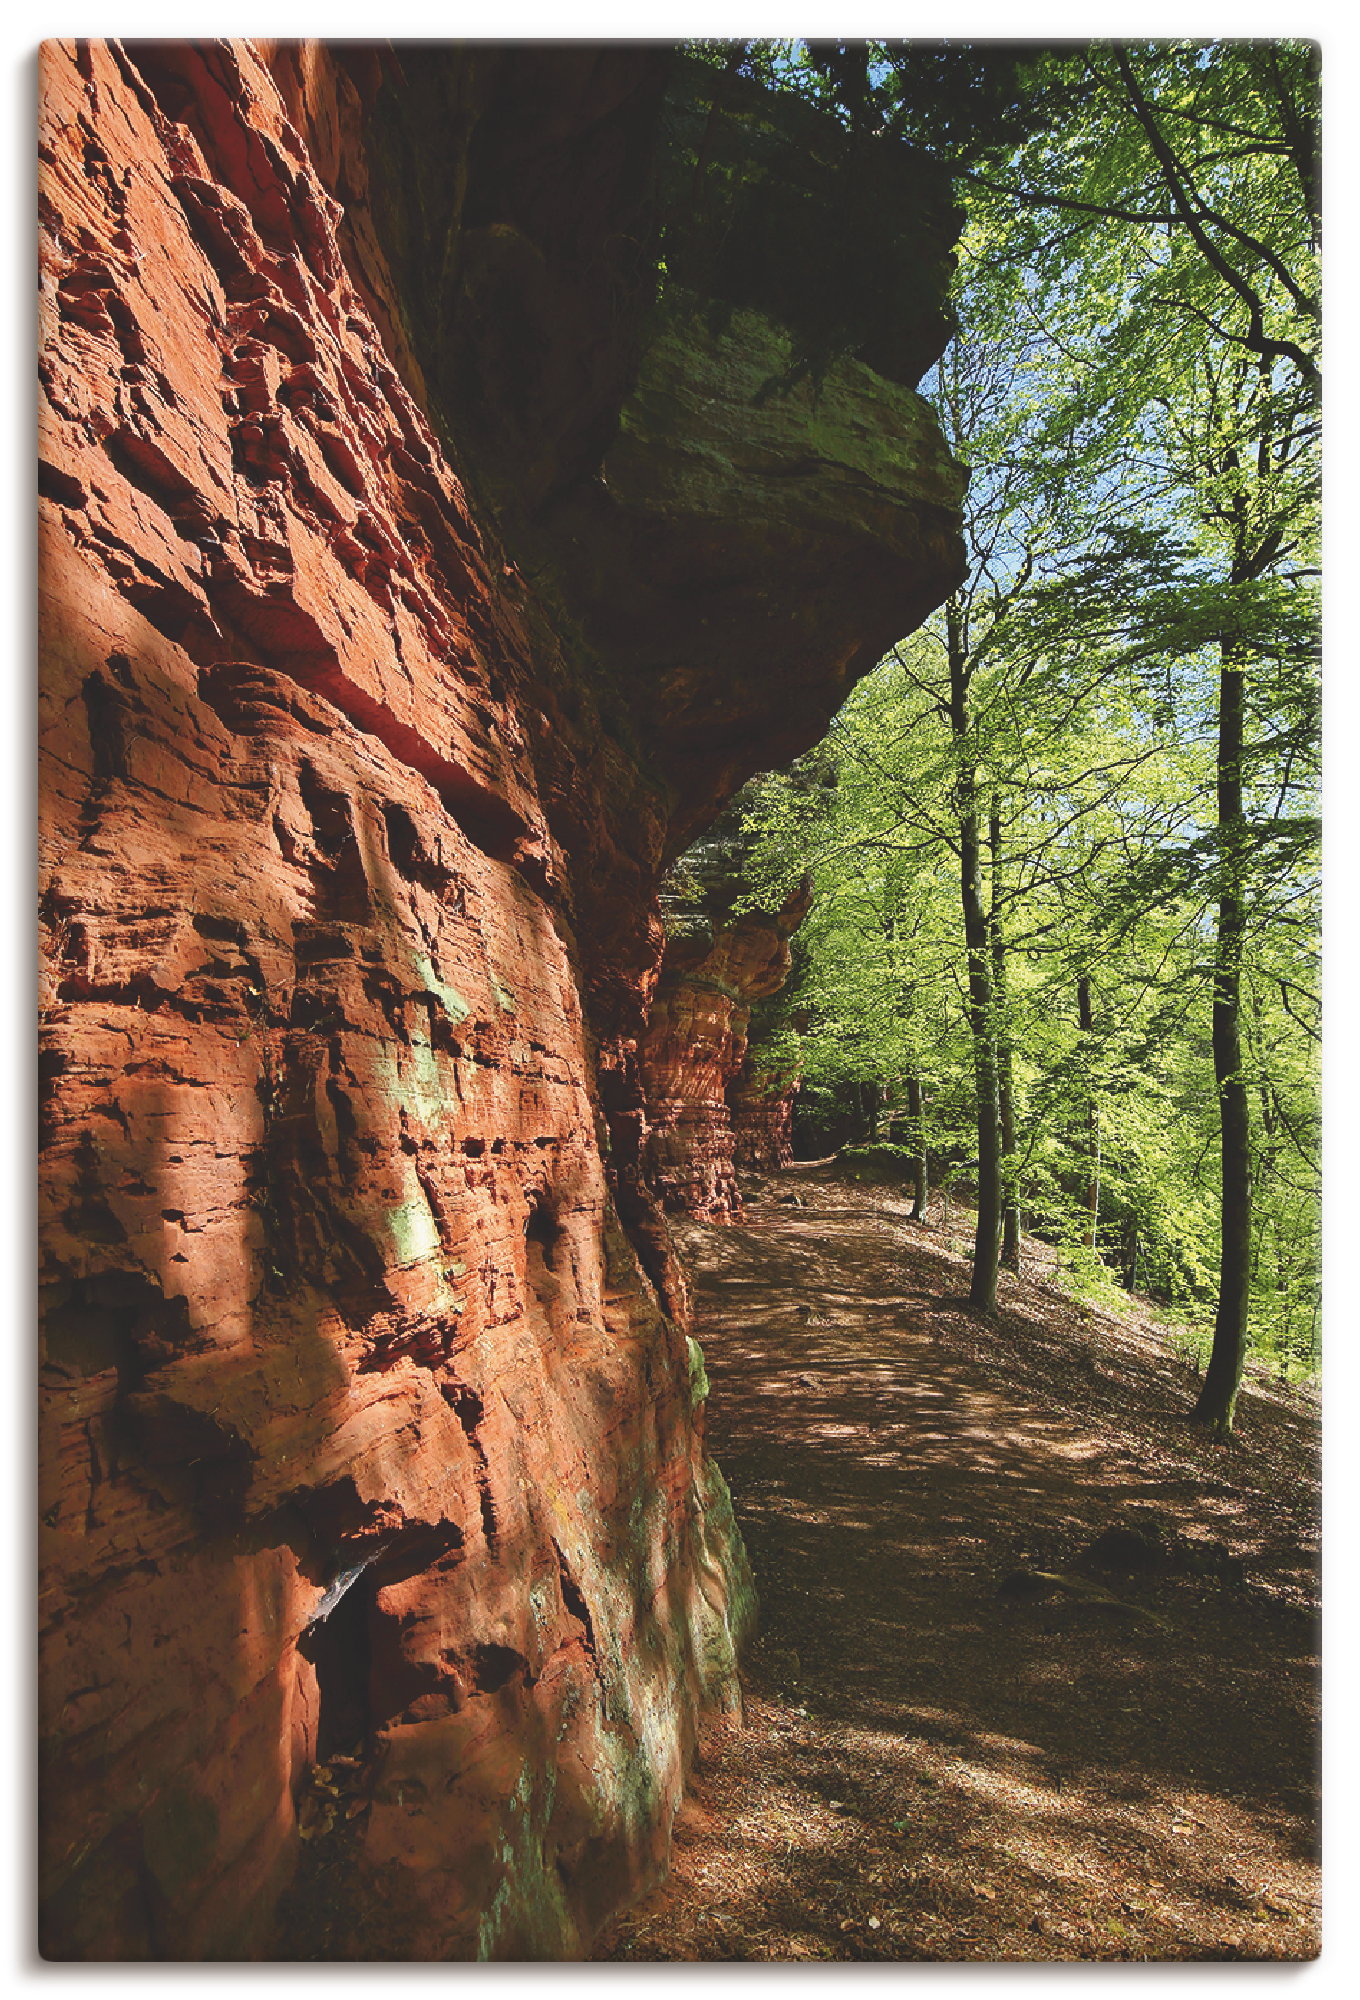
left=949, top=603, right=1002, bottom=1314
left=1122, top=1218, right=1140, bottom=1290
left=1077, top=974, right=1100, bottom=1251
left=906, top=1073, right=928, bottom=1221
left=962, top=811, right=1002, bottom=1312
left=991, top=806, right=1021, bottom=1273
left=1194, top=637, right=1253, bottom=1434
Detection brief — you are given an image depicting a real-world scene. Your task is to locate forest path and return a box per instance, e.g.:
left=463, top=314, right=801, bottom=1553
left=594, top=1166, right=1320, bottom=1962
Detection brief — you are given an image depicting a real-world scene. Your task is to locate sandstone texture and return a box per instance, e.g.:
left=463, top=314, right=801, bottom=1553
left=38, top=39, right=963, bottom=1959
left=641, top=787, right=815, bottom=1219
left=730, top=1065, right=803, bottom=1176
left=641, top=819, right=812, bottom=1220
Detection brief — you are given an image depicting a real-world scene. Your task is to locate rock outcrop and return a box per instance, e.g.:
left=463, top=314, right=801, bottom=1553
left=641, top=882, right=813, bottom=1220
left=730, top=945, right=817, bottom=1175
left=730, top=1061, right=804, bottom=1176
left=38, top=39, right=964, bottom=1959
left=640, top=799, right=814, bottom=1218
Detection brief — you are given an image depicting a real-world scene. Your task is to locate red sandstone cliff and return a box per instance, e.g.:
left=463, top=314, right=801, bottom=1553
left=38, top=39, right=964, bottom=1959
left=731, top=1064, right=805, bottom=1176
left=642, top=877, right=812, bottom=1220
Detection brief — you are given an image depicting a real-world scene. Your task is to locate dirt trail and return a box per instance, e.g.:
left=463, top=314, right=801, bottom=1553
left=595, top=1167, right=1320, bottom=1962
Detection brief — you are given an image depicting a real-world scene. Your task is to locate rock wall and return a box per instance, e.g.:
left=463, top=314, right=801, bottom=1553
left=641, top=841, right=812, bottom=1219
left=640, top=780, right=814, bottom=1217
left=730, top=949, right=816, bottom=1176
left=38, top=39, right=964, bottom=1960
left=730, top=1067, right=803, bottom=1176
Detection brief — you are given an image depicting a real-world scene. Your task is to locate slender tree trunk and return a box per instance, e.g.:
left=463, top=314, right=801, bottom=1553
left=990, top=806, right=1021, bottom=1273
left=948, top=604, right=1001, bottom=1314
left=860, top=1080, right=880, bottom=1141
left=906, top=1073, right=928, bottom=1221
left=1194, top=636, right=1253, bottom=1434
left=962, top=809, right=1002, bottom=1312
left=1076, top=975, right=1100, bottom=1251
left=1122, top=1218, right=1140, bottom=1290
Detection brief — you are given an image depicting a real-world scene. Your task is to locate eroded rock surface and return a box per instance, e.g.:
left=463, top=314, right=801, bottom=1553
left=642, top=836, right=812, bottom=1221
left=731, top=1065, right=803, bottom=1176
left=640, top=776, right=820, bottom=1218
left=39, top=38, right=962, bottom=1959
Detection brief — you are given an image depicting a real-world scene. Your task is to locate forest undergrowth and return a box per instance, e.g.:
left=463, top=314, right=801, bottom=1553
left=594, top=1161, right=1319, bottom=1963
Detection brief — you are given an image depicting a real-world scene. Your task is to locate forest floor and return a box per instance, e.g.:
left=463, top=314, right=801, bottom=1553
left=593, top=1162, right=1321, bottom=1963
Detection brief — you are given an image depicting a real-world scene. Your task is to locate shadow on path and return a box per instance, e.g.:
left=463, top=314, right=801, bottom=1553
left=595, top=1173, right=1320, bottom=1962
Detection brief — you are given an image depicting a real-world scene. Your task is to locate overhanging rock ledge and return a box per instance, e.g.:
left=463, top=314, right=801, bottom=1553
left=38, top=38, right=964, bottom=1958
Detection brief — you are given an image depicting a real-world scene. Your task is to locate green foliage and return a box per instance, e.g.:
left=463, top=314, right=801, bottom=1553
left=688, top=39, right=1081, bottom=169
left=734, top=38, right=1319, bottom=1389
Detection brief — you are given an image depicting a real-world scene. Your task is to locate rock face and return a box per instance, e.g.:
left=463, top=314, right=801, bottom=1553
left=640, top=800, right=814, bottom=1218
left=641, top=881, right=813, bottom=1220
left=730, top=1064, right=803, bottom=1176
left=38, top=40, right=964, bottom=1960
left=730, top=947, right=816, bottom=1176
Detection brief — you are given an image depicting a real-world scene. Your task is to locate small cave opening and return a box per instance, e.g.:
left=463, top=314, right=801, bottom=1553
left=524, top=1198, right=561, bottom=1268
left=298, top=1525, right=467, bottom=1751
left=470, top=1642, right=529, bottom=1695
left=299, top=1574, right=374, bottom=1762
left=524, top=1193, right=573, bottom=1337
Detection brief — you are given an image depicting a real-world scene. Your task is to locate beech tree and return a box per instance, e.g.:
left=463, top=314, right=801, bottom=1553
left=723, top=36, right=1319, bottom=1417
left=1034, top=96, right=1314, bottom=1430
left=950, top=37, right=1319, bottom=1425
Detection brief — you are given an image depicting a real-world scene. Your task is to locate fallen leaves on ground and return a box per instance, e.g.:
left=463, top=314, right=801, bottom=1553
left=593, top=1167, right=1319, bottom=1964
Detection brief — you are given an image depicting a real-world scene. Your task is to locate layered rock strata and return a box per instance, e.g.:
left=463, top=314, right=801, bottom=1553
left=641, top=778, right=817, bottom=1217
left=730, top=1065, right=803, bottom=1176
left=39, top=38, right=964, bottom=1960
left=641, top=850, right=812, bottom=1220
